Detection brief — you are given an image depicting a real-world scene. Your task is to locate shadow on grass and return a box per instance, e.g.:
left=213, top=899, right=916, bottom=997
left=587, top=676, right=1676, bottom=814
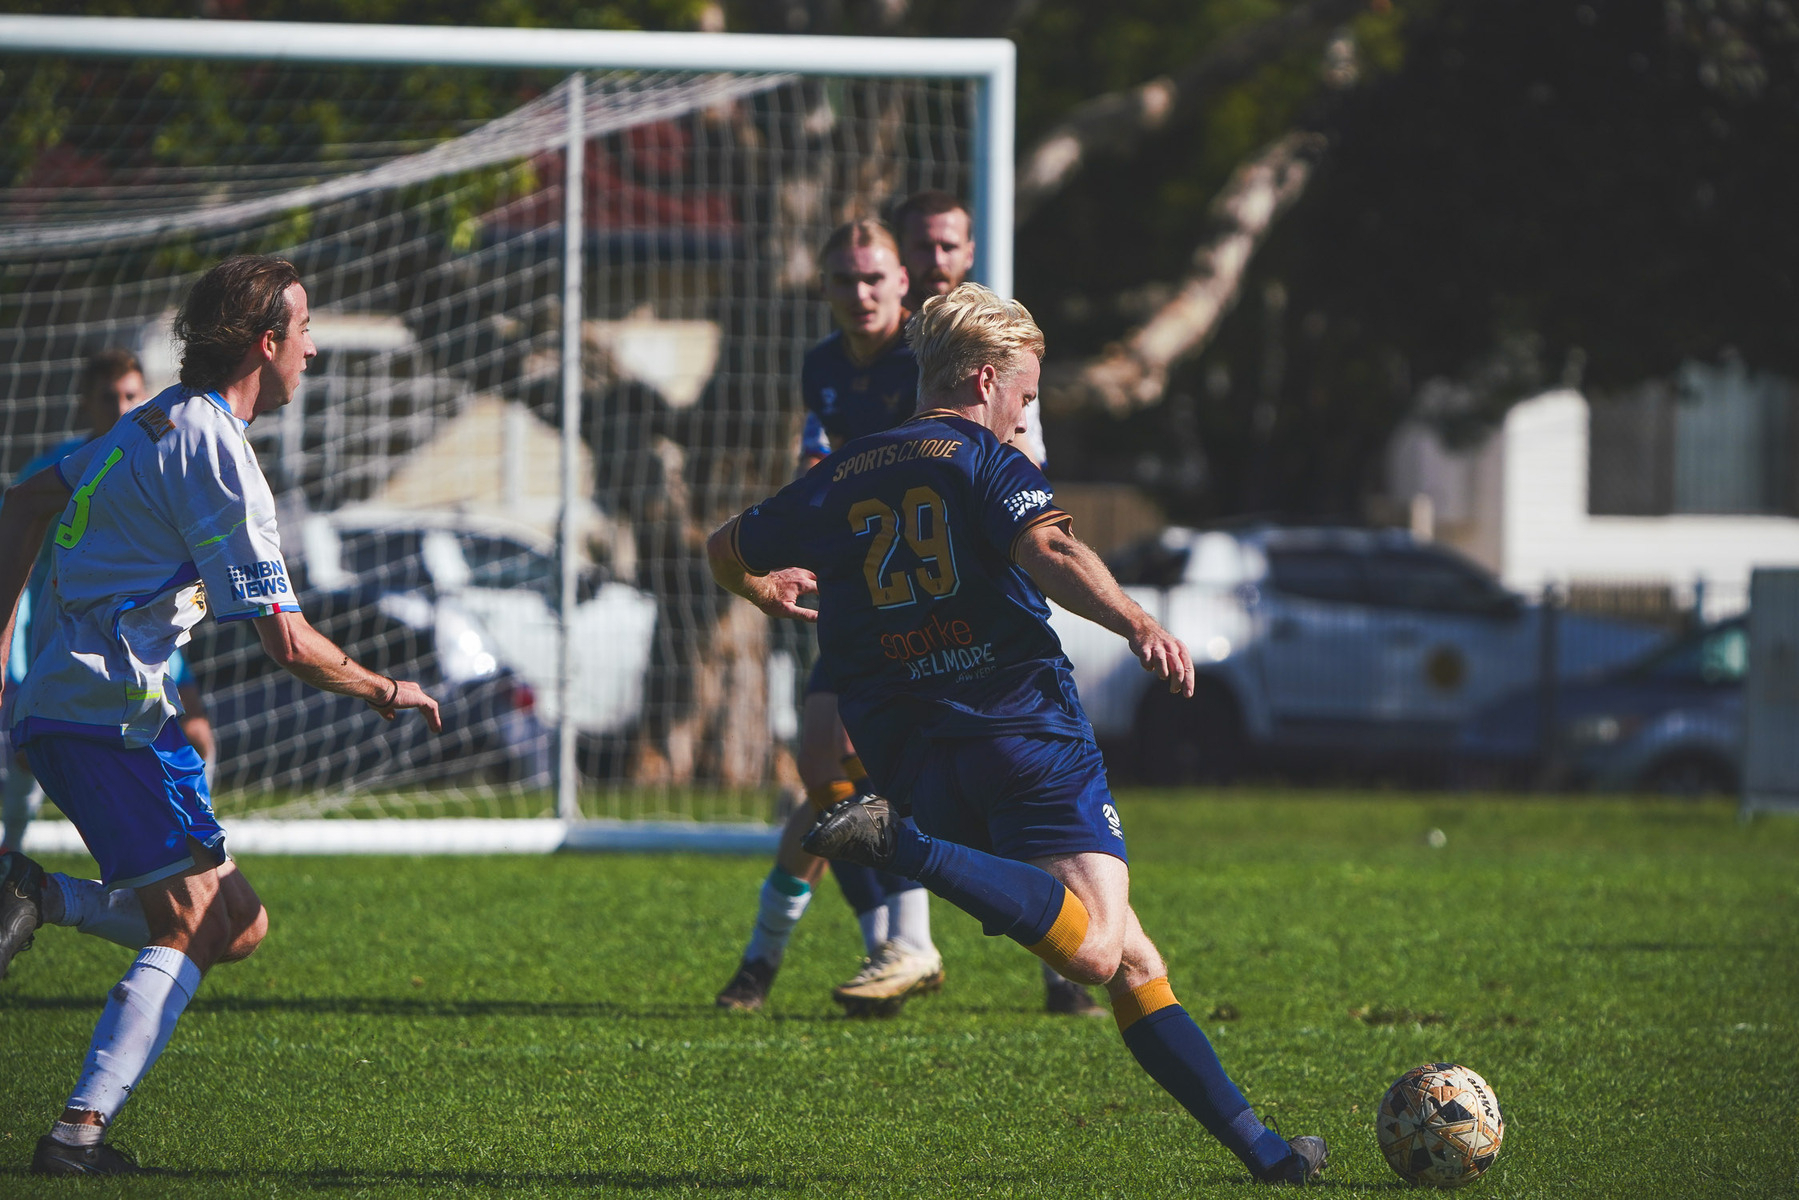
left=0, top=994, right=847, bottom=1022
left=1565, top=941, right=1782, bottom=953
left=0, top=1165, right=835, bottom=1192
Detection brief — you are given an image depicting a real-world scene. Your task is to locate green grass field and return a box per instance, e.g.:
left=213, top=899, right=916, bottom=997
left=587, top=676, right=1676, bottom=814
left=2, top=793, right=1794, bottom=1198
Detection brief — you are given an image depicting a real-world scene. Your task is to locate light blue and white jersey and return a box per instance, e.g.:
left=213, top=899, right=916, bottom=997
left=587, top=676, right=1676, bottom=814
left=13, top=384, right=298, bottom=746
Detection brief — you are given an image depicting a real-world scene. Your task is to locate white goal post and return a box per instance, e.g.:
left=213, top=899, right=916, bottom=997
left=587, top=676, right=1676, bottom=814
left=0, top=15, right=1014, bottom=853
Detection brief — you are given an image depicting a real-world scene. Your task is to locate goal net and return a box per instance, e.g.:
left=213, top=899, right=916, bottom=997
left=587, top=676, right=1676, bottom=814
left=0, top=19, right=1005, bottom=838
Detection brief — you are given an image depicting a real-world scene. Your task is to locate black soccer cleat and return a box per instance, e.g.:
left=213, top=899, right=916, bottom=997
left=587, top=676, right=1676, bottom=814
left=1044, top=975, right=1108, bottom=1018
left=800, top=794, right=897, bottom=869
left=31, top=1134, right=155, bottom=1176
left=715, top=956, right=777, bottom=1011
left=0, top=850, right=47, bottom=981
left=1254, top=1135, right=1329, bottom=1185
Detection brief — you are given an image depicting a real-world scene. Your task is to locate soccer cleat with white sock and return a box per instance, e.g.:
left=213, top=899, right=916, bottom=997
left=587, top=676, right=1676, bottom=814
left=0, top=850, right=46, bottom=980
left=715, top=956, right=778, bottom=1011
left=832, top=938, right=944, bottom=1017
left=32, top=1134, right=154, bottom=1176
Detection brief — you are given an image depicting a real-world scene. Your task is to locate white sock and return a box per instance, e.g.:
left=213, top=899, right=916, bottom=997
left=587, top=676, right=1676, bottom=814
left=743, top=870, right=811, bottom=969
left=856, top=906, right=890, bottom=955
left=49, top=1120, right=104, bottom=1147
left=886, top=887, right=934, bottom=954
left=65, top=946, right=202, bottom=1121
left=50, top=875, right=151, bottom=949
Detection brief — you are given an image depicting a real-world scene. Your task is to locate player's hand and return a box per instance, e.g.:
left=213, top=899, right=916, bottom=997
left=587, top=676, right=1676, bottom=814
left=1128, top=620, right=1194, bottom=697
left=371, top=679, right=443, bottom=732
left=749, top=567, right=819, bottom=622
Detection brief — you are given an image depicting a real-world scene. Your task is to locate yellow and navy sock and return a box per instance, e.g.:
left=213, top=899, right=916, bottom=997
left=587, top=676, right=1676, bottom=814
left=1113, top=977, right=1293, bottom=1177
left=886, top=828, right=1083, bottom=966
left=806, top=779, right=858, bottom=812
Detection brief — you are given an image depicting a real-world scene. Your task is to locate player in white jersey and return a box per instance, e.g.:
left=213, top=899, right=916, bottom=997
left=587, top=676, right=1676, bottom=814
left=0, top=256, right=442, bottom=1176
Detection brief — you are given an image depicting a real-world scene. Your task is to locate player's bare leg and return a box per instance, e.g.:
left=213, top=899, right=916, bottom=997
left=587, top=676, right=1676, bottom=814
left=805, top=805, right=1323, bottom=1183
left=35, top=840, right=265, bottom=1176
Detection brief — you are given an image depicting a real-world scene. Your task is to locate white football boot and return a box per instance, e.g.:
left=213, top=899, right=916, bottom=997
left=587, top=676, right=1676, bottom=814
left=831, top=938, right=944, bottom=1017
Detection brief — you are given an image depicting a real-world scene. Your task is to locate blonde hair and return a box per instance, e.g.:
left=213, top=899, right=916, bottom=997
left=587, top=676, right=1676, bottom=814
left=906, top=282, right=1044, bottom=399
left=819, top=217, right=899, bottom=268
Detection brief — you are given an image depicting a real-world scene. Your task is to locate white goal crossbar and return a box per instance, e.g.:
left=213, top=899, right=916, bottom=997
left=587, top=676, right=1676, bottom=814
left=0, top=15, right=1015, bottom=295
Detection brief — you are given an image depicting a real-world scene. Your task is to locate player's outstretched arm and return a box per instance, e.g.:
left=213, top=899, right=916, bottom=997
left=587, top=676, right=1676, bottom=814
left=252, top=610, right=443, bottom=731
left=0, top=468, right=73, bottom=701
left=706, top=516, right=818, bottom=622
left=1016, top=521, right=1194, bottom=697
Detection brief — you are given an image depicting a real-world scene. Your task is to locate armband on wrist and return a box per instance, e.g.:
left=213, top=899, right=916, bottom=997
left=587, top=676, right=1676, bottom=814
left=371, top=676, right=399, bottom=707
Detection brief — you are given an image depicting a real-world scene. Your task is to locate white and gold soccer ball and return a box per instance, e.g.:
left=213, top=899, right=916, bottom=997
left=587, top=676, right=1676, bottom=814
left=1376, top=1062, right=1504, bottom=1187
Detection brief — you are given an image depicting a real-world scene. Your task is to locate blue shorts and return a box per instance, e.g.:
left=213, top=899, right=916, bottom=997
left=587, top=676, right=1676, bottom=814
left=805, top=658, right=834, bottom=696
left=22, top=719, right=223, bottom=890
left=906, top=734, right=1127, bottom=865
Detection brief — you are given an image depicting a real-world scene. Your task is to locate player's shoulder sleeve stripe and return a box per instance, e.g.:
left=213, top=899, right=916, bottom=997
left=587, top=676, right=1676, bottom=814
left=728, top=515, right=769, bottom=577
left=216, top=601, right=302, bottom=623
left=1009, top=508, right=1073, bottom=562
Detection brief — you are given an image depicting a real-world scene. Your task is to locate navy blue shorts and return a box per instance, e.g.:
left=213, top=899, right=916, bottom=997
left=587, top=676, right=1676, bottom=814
left=22, top=719, right=223, bottom=890
left=906, top=734, right=1127, bottom=865
left=805, top=658, right=834, bottom=696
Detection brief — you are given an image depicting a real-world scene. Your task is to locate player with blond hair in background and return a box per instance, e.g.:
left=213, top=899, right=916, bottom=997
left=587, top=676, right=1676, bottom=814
left=716, top=216, right=946, bottom=1016
left=0, top=255, right=441, bottom=1176
left=707, top=283, right=1327, bottom=1184
left=716, top=201, right=1101, bottom=1017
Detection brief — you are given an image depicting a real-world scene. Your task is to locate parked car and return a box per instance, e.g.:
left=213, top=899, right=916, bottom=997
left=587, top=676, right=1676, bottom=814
left=299, top=506, right=658, bottom=735
left=1054, top=525, right=1669, bottom=782
left=1460, top=617, right=1745, bottom=794
left=186, top=582, right=550, bottom=794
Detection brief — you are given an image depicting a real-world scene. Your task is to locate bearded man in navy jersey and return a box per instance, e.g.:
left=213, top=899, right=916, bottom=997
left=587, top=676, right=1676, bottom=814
left=706, top=284, right=1328, bottom=1185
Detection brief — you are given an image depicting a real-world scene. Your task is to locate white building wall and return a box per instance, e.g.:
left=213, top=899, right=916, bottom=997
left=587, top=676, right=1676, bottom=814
left=1499, top=389, right=1799, bottom=614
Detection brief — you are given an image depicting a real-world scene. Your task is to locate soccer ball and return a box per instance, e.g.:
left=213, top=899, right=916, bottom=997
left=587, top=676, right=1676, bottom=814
left=1376, top=1062, right=1504, bottom=1187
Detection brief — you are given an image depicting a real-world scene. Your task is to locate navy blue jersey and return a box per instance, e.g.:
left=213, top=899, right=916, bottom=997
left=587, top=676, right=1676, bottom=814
left=798, top=329, right=919, bottom=462
left=735, top=410, right=1089, bottom=801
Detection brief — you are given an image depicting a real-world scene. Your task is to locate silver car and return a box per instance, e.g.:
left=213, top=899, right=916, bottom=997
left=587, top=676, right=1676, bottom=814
left=1053, top=526, right=1666, bottom=781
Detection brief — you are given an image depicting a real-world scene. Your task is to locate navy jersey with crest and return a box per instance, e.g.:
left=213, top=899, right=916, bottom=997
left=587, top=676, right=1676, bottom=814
left=798, top=329, right=919, bottom=462
left=735, top=410, right=1089, bottom=801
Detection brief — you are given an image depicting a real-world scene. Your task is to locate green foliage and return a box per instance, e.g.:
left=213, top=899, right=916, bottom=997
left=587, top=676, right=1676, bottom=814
left=1, top=793, right=1794, bottom=1196
left=1040, top=0, right=1799, bottom=524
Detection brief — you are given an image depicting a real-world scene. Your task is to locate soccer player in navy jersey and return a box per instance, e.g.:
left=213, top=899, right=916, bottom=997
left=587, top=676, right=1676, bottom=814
left=706, top=284, right=1327, bottom=1184
left=893, top=190, right=1045, bottom=468
left=717, top=217, right=948, bottom=1016
left=716, top=215, right=1100, bottom=1018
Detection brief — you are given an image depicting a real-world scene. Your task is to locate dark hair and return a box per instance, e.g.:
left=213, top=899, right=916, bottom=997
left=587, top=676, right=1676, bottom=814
left=891, top=189, right=968, bottom=234
left=79, top=348, right=144, bottom=402
left=175, top=255, right=302, bottom=390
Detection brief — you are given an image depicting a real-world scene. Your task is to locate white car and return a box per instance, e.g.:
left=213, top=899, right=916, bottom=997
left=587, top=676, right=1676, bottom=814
left=1053, top=525, right=1667, bottom=781
left=299, top=507, right=658, bottom=735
